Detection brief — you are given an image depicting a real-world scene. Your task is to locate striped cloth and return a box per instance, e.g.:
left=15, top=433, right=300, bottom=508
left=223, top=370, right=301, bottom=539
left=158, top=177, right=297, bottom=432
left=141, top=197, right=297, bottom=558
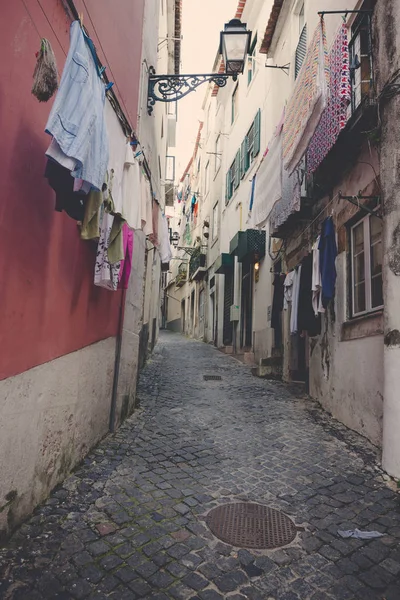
left=306, top=23, right=351, bottom=173
left=282, top=18, right=329, bottom=174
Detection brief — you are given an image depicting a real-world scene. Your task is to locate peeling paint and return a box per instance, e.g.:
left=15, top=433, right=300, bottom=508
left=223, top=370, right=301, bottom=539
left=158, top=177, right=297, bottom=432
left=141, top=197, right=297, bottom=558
left=384, top=329, right=400, bottom=347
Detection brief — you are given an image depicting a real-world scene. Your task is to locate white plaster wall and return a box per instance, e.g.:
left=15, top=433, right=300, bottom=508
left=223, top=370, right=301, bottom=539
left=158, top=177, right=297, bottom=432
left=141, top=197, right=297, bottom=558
left=309, top=254, right=384, bottom=447
left=0, top=337, right=116, bottom=539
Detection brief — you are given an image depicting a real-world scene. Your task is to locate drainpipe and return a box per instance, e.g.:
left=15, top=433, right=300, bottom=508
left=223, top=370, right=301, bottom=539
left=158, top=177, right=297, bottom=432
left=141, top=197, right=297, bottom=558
left=109, top=288, right=127, bottom=433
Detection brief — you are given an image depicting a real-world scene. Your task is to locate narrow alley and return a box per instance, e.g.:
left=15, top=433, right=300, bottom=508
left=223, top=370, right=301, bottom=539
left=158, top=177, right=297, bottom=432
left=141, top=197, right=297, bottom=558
left=1, top=332, right=399, bottom=600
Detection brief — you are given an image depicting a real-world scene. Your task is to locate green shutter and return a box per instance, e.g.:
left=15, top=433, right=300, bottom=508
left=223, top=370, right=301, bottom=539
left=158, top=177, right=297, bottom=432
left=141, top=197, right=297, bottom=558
left=240, top=139, right=246, bottom=178
left=226, top=170, right=231, bottom=203
left=234, top=151, right=241, bottom=189
left=253, top=109, right=261, bottom=157
left=244, top=135, right=250, bottom=172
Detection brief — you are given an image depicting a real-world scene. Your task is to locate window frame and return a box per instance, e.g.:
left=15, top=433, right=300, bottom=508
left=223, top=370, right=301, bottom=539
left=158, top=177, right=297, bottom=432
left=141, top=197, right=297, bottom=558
left=247, top=34, right=258, bottom=86
left=231, top=84, right=238, bottom=125
left=212, top=201, right=219, bottom=240
left=350, top=213, right=383, bottom=318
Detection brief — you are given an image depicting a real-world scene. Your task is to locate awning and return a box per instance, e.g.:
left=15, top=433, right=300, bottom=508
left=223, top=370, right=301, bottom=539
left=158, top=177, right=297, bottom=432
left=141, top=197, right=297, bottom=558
left=214, top=253, right=234, bottom=274
left=229, top=230, right=266, bottom=263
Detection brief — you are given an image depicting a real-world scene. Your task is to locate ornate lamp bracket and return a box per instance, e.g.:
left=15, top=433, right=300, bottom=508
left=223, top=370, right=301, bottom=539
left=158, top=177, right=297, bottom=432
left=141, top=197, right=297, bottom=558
left=147, top=66, right=231, bottom=115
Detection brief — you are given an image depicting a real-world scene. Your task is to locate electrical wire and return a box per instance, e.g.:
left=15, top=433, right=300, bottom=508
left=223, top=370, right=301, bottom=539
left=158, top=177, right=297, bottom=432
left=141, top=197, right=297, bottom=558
left=36, top=0, right=68, bottom=56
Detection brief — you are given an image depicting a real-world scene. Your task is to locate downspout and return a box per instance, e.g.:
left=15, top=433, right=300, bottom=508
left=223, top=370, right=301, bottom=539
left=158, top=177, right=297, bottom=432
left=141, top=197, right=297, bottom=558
left=109, top=289, right=127, bottom=433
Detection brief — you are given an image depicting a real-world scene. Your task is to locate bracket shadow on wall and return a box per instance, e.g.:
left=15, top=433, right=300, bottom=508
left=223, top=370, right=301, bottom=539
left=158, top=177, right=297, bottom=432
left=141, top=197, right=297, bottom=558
left=264, top=62, right=290, bottom=75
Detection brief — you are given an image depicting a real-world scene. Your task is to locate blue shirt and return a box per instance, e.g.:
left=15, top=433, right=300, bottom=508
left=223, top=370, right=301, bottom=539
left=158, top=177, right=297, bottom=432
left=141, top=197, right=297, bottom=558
left=319, top=217, right=337, bottom=307
left=45, top=21, right=109, bottom=191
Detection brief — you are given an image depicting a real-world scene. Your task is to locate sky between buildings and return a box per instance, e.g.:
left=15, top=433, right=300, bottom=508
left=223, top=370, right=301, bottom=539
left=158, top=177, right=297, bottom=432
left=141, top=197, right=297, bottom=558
left=175, top=0, right=239, bottom=180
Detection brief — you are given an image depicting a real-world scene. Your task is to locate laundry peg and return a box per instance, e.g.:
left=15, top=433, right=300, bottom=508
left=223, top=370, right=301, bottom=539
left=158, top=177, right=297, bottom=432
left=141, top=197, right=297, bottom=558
left=79, top=12, right=84, bottom=27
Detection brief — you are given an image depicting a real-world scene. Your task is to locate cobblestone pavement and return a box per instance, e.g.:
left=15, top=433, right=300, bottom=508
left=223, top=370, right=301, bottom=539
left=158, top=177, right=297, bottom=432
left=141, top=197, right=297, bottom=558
left=1, top=332, right=400, bottom=600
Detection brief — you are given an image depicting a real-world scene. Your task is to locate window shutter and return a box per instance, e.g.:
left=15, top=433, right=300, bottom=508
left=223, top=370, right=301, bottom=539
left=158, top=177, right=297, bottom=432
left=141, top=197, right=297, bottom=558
left=226, top=170, right=231, bottom=203
left=234, top=150, right=241, bottom=189
left=240, top=139, right=246, bottom=178
left=253, top=109, right=261, bottom=158
left=295, top=24, right=307, bottom=79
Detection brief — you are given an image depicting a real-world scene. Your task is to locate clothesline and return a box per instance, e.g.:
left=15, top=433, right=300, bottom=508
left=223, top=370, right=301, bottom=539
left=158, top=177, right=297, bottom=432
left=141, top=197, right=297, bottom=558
left=65, top=0, right=165, bottom=214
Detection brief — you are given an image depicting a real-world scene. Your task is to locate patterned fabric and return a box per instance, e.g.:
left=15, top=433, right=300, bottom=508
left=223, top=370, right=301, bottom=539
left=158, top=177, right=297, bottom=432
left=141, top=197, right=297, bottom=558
left=269, top=164, right=301, bottom=233
left=307, top=24, right=351, bottom=173
left=94, top=211, right=121, bottom=291
left=282, top=19, right=329, bottom=174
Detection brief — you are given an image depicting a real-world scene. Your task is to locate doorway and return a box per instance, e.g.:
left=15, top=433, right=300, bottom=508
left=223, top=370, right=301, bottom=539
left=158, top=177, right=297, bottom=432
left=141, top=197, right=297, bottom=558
left=199, top=288, right=205, bottom=339
left=240, top=261, right=253, bottom=349
left=181, top=299, right=185, bottom=334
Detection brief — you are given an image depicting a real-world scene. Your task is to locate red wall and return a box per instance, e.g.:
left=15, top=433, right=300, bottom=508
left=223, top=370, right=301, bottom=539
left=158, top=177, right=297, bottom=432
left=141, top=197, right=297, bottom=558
left=0, top=0, right=145, bottom=380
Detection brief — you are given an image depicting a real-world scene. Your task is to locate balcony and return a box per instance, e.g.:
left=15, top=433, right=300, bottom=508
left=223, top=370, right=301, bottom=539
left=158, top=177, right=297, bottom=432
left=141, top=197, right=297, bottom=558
left=189, top=249, right=207, bottom=281
left=175, top=263, right=187, bottom=287
left=229, top=230, right=266, bottom=263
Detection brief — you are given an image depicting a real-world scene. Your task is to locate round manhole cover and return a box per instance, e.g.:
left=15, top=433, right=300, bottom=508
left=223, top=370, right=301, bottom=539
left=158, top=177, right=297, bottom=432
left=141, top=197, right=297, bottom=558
left=206, top=503, right=297, bottom=549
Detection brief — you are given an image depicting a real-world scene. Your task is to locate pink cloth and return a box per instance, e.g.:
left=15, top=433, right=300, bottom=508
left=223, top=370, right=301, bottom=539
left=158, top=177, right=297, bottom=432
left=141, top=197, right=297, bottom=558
left=306, top=23, right=351, bottom=173
left=118, top=224, right=134, bottom=289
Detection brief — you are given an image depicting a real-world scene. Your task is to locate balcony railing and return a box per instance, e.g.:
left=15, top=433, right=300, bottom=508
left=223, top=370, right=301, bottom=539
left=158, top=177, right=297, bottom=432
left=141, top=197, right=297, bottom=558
left=175, top=263, right=187, bottom=287
left=189, top=249, right=206, bottom=280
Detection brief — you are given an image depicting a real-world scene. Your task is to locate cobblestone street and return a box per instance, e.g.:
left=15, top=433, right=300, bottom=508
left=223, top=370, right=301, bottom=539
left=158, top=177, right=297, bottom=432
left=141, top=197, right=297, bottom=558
left=1, top=332, right=400, bottom=600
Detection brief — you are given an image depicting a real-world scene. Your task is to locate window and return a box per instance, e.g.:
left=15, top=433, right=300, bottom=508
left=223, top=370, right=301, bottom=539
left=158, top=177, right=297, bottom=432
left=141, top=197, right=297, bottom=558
left=231, top=84, right=238, bottom=124
left=298, top=2, right=305, bottom=34
left=165, top=155, right=175, bottom=181
left=215, top=134, right=222, bottom=173
left=167, top=102, right=177, bottom=117
left=225, top=150, right=240, bottom=204
left=240, top=109, right=261, bottom=177
left=349, top=10, right=373, bottom=114
left=212, top=202, right=219, bottom=239
left=247, top=34, right=258, bottom=86
left=295, top=23, right=307, bottom=79
left=205, top=161, right=210, bottom=196
left=351, top=214, right=383, bottom=317
left=226, top=110, right=261, bottom=202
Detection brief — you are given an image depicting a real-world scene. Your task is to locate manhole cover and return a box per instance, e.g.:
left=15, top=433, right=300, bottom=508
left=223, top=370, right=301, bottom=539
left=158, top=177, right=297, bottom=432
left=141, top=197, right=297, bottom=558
left=206, top=503, right=297, bottom=549
left=203, top=375, right=222, bottom=381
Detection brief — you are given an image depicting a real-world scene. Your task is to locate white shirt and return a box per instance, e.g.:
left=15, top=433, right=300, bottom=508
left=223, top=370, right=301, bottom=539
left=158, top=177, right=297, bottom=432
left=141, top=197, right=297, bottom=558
left=312, top=236, right=325, bottom=317
left=283, top=271, right=295, bottom=310
left=290, top=266, right=302, bottom=335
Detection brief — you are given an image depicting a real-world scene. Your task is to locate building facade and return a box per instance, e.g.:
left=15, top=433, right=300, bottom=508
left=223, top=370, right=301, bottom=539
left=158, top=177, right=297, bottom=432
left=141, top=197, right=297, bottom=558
left=166, top=0, right=400, bottom=477
left=0, top=0, right=177, bottom=539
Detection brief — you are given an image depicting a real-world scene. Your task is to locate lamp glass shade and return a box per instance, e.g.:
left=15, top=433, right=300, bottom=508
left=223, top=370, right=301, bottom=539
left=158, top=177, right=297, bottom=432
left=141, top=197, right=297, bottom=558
left=221, top=19, right=251, bottom=75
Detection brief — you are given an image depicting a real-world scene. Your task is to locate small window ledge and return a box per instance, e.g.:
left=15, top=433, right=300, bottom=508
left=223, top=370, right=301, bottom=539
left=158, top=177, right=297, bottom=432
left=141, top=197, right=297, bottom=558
left=341, top=310, right=383, bottom=342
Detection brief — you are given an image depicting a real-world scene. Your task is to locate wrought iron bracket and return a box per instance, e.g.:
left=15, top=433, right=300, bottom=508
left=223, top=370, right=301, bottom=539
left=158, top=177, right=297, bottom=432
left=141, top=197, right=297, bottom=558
left=147, top=66, right=232, bottom=115
left=264, top=63, right=290, bottom=75
left=339, top=191, right=382, bottom=219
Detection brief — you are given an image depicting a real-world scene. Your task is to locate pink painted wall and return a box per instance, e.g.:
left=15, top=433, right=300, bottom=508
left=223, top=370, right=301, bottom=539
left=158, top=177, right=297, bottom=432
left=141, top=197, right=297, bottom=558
left=0, top=0, right=145, bottom=380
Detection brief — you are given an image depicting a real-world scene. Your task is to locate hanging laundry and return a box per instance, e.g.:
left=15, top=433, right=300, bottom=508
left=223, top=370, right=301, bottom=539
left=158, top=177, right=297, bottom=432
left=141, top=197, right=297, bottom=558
left=312, top=236, right=325, bottom=317
left=158, top=212, right=173, bottom=264
left=252, top=120, right=283, bottom=228
left=271, top=273, right=286, bottom=333
left=282, top=18, right=329, bottom=174
left=290, top=266, right=302, bottom=335
left=307, top=23, right=351, bottom=173
left=141, top=172, right=153, bottom=236
left=118, top=225, right=134, bottom=290
left=80, top=188, right=103, bottom=240
left=269, top=164, right=301, bottom=233
left=319, top=217, right=337, bottom=307
left=44, top=160, right=86, bottom=221
left=148, top=201, right=160, bottom=247
left=94, top=211, right=120, bottom=291
left=283, top=270, right=295, bottom=310
left=45, top=21, right=108, bottom=191
left=298, top=254, right=321, bottom=337
left=120, top=144, right=142, bottom=230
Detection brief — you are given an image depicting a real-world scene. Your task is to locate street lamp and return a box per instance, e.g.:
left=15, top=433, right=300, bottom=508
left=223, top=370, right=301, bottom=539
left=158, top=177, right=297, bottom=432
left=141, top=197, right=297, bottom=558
left=147, top=19, right=252, bottom=115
